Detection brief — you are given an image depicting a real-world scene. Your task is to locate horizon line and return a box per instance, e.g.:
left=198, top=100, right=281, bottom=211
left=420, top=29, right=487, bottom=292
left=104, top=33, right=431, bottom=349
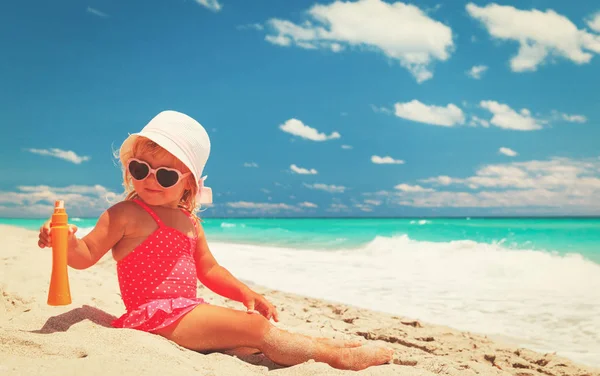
left=2, top=215, right=600, bottom=220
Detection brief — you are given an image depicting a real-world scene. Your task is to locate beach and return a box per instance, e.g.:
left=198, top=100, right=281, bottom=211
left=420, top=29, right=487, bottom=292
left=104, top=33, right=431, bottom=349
left=1, top=224, right=598, bottom=376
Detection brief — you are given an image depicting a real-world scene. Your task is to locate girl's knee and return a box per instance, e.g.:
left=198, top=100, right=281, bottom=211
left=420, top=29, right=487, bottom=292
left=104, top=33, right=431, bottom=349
left=246, top=313, right=273, bottom=343
left=249, top=312, right=272, bottom=330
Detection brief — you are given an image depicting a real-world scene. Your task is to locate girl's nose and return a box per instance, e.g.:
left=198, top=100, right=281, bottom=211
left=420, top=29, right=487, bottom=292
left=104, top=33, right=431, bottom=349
left=145, top=172, right=161, bottom=187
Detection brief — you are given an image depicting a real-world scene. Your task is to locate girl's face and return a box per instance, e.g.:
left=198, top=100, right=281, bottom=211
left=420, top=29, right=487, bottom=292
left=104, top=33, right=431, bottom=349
left=129, top=150, right=193, bottom=208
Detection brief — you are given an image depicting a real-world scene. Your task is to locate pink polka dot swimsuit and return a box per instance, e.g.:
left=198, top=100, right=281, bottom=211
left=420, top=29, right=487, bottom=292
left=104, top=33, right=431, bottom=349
left=111, top=199, right=207, bottom=332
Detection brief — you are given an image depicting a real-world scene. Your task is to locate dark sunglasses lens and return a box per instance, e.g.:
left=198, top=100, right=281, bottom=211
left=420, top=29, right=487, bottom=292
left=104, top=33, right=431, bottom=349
left=129, top=160, right=149, bottom=180
left=156, top=169, right=179, bottom=188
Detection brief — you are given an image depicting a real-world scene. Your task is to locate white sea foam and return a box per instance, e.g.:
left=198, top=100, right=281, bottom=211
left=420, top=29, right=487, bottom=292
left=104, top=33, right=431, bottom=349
left=77, top=227, right=95, bottom=237
left=219, top=222, right=245, bottom=228
left=209, top=235, right=600, bottom=367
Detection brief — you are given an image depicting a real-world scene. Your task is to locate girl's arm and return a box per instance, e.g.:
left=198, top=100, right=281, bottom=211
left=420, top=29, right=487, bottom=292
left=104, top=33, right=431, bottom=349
left=192, top=220, right=279, bottom=321
left=70, top=203, right=128, bottom=269
left=40, top=202, right=128, bottom=270
left=193, top=223, right=251, bottom=302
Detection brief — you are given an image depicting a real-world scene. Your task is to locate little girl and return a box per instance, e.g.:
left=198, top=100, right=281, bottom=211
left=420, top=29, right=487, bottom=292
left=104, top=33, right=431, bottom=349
left=37, top=110, right=394, bottom=370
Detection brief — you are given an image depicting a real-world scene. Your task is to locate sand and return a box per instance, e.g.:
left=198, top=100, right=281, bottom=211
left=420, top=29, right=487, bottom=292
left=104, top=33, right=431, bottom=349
left=0, top=224, right=598, bottom=376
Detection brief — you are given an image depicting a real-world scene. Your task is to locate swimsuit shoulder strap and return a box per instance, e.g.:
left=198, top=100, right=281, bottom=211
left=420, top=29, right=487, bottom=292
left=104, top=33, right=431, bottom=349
left=132, top=198, right=164, bottom=227
left=180, top=208, right=198, bottom=238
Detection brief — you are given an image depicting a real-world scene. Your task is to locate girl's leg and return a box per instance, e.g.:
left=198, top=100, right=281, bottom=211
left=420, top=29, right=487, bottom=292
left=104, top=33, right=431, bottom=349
left=153, top=304, right=393, bottom=371
left=225, top=334, right=363, bottom=358
left=226, top=336, right=362, bottom=358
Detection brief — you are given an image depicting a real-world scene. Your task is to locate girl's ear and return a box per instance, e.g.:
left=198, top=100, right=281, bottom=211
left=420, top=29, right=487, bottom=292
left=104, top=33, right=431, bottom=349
left=184, top=176, right=194, bottom=190
left=181, top=189, right=191, bottom=203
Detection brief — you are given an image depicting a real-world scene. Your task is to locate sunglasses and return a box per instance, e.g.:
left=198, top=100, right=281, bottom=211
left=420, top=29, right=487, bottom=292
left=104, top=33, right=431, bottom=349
left=127, top=158, right=191, bottom=188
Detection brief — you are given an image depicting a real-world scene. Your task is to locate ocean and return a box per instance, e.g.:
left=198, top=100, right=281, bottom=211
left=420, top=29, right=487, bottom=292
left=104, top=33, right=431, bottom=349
left=2, top=216, right=599, bottom=367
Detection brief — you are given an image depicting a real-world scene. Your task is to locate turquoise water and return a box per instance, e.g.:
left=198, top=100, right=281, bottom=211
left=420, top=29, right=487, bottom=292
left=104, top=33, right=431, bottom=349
left=2, top=217, right=599, bottom=263
left=205, top=217, right=600, bottom=263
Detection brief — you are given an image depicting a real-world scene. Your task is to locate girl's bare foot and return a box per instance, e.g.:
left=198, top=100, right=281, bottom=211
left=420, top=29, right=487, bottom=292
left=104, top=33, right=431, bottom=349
left=334, top=345, right=394, bottom=371
left=315, top=336, right=362, bottom=348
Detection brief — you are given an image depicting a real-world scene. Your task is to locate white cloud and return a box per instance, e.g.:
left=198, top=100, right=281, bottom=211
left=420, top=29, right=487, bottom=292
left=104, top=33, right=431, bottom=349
left=396, top=186, right=600, bottom=212
left=466, top=3, right=600, bottom=72
left=364, top=199, right=382, bottom=206
left=341, top=145, right=353, bottom=149
left=371, top=155, right=405, bottom=164
left=469, top=115, right=490, bottom=127
left=299, top=201, right=318, bottom=208
left=264, top=0, right=454, bottom=83
left=244, top=162, right=259, bottom=168
left=425, top=4, right=442, bottom=13
left=420, top=175, right=453, bottom=186
left=25, top=148, right=91, bottom=164
left=237, top=23, right=264, bottom=31
left=370, top=104, right=393, bottom=114
left=559, top=113, right=588, bottom=123
left=394, top=100, right=465, bottom=127
left=303, top=183, right=346, bottom=193
left=195, top=0, right=222, bottom=12
left=17, top=185, right=114, bottom=195
left=499, top=147, right=518, bottom=157
left=394, top=183, right=434, bottom=192
left=388, top=157, right=600, bottom=212
left=0, top=185, right=119, bottom=218
left=290, top=164, right=318, bottom=174
left=423, top=165, right=528, bottom=189
left=326, top=203, right=350, bottom=213
left=383, top=99, right=579, bottom=132
left=279, top=118, right=340, bottom=141
left=354, top=203, right=373, bottom=212
left=479, top=100, right=544, bottom=131
left=588, top=12, right=600, bottom=33
left=0, top=203, right=65, bottom=218
left=330, top=43, right=344, bottom=52
left=86, top=7, right=109, bottom=18
left=469, top=104, right=585, bottom=131
left=265, top=34, right=291, bottom=47
left=467, top=64, right=488, bottom=79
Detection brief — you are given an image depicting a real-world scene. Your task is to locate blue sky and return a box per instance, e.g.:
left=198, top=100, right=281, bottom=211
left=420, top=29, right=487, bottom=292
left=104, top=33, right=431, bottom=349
left=1, top=0, right=599, bottom=218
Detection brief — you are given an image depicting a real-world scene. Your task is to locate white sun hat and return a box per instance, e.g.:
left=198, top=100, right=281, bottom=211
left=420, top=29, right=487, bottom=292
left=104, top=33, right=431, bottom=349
left=119, top=110, right=212, bottom=204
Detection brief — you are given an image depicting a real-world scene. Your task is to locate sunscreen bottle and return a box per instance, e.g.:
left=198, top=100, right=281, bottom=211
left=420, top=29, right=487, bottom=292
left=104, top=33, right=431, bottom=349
left=47, top=200, right=72, bottom=306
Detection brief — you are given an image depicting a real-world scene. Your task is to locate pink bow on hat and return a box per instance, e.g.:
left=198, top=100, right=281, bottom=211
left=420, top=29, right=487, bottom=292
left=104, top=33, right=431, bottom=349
left=196, top=176, right=212, bottom=205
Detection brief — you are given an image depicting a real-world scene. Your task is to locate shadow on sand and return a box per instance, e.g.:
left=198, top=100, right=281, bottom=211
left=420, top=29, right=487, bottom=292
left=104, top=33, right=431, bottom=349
left=29, top=304, right=117, bottom=334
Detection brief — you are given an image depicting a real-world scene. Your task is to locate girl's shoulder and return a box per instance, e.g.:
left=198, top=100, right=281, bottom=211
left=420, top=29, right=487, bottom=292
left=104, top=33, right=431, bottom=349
left=107, top=199, right=140, bottom=214
left=101, top=200, right=152, bottom=235
left=103, top=200, right=145, bottom=224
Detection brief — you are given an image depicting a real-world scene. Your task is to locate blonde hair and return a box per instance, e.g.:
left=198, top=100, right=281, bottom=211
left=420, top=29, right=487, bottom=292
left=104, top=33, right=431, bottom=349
left=119, top=136, right=201, bottom=222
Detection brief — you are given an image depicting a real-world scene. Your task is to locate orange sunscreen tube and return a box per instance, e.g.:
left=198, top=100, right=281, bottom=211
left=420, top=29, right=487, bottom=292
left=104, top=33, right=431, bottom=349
left=47, top=200, right=72, bottom=306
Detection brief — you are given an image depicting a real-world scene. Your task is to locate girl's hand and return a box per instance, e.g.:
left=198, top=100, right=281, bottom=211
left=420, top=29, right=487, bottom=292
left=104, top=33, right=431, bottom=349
left=242, top=289, right=279, bottom=322
left=38, top=220, right=78, bottom=248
